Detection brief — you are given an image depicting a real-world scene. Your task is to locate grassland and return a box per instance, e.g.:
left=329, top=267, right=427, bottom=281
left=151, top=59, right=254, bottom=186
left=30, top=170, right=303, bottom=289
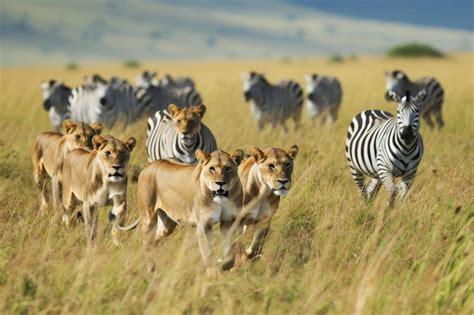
left=0, top=54, right=473, bottom=314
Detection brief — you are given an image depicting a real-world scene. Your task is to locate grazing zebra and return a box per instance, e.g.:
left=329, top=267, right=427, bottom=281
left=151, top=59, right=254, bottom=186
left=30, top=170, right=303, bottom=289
left=146, top=104, right=217, bottom=163
left=161, top=74, right=196, bottom=90
left=136, top=71, right=158, bottom=89
left=345, top=89, right=427, bottom=207
left=385, top=70, right=444, bottom=129
left=305, top=74, right=342, bottom=123
left=241, top=71, right=303, bottom=133
left=41, top=80, right=72, bottom=131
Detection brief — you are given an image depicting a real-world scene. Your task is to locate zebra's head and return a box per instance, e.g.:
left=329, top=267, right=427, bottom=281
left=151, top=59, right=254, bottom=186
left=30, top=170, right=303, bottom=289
left=387, top=89, right=427, bottom=142
left=384, top=70, right=411, bottom=101
left=168, top=104, right=206, bottom=144
left=241, top=71, right=268, bottom=103
left=40, top=79, right=62, bottom=100
left=136, top=70, right=158, bottom=89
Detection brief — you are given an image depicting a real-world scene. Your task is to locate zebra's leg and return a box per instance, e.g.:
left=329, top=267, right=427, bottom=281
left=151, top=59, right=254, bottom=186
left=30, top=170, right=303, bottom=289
left=365, top=178, right=382, bottom=202
left=422, top=111, right=435, bottom=129
left=350, top=166, right=367, bottom=200
left=329, top=105, right=339, bottom=125
left=398, top=171, right=417, bottom=202
left=293, top=107, right=303, bottom=130
left=380, top=172, right=397, bottom=208
left=433, top=110, right=445, bottom=129
left=280, top=122, right=289, bottom=134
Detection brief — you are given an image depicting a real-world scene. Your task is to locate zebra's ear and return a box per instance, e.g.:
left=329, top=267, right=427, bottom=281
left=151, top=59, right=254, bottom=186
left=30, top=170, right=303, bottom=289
left=92, top=135, right=106, bottom=150
left=387, top=90, right=401, bottom=103
left=287, top=145, right=299, bottom=159
left=230, top=149, right=245, bottom=166
left=124, top=137, right=136, bottom=152
left=63, top=119, right=76, bottom=134
left=193, top=104, right=206, bottom=118
left=196, top=149, right=210, bottom=164
left=168, top=104, right=181, bottom=116
left=91, top=123, right=103, bottom=135
left=250, top=146, right=265, bottom=163
left=415, top=89, right=427, bottom=102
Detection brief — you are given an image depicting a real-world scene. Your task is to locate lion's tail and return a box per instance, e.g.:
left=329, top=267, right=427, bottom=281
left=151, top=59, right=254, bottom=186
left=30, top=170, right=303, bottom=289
left=116, top=219, right=140, bottom=232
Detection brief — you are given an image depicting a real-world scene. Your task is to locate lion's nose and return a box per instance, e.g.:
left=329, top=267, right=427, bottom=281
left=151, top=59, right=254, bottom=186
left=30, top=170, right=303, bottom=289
left=112, top=165, right=121, bottom=170
left=278, top=179, right=289, bottom=185
left=182, top=131, right=189, bottom=136
left=215, top=181, right=226, bottom=187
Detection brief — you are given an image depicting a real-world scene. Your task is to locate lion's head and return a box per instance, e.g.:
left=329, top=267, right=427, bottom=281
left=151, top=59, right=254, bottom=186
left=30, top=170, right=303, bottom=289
left=168, top=104, right=206, bottom=145
left=196, top=149, right=244, bottom=202
left=63, top=120, right=102, bottom=151
left=92, top=135, right=137, bottom=183
left=250, top=145, right=299, bottom=196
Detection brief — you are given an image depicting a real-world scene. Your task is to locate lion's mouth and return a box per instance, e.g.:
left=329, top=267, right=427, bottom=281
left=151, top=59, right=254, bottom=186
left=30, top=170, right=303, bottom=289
left=109, top=172, right=123, bottom=178
left=212, top=189, right=229, bottom=198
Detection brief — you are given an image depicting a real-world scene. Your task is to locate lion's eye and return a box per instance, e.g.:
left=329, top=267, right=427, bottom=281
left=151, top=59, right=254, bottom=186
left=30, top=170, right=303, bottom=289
left=105, top=151, right=111, bottom=157
left=75, top=135, right=81, bottom=140
left=225, top=166, right=232, bottom=173
left=268, top=164, right=275, bottom=171
left=177, top=119, right=181, bottom=124
left=120, top=151, right=126, bottom=157
left=209, top=166, right=215, bottom=173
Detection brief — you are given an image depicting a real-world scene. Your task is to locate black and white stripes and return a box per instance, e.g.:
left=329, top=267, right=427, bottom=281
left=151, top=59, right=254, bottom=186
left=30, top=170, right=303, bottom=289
left=241, top=71, right=303, bottom=133
left=345, top=89, right=427, bottom=207
left=40, top=80, right=72, bottom=131
left=385, top=70, right=444, bottom=129
left=146, top=104, right=217, bottom=163
left=305, top=74, right=342, bottom=123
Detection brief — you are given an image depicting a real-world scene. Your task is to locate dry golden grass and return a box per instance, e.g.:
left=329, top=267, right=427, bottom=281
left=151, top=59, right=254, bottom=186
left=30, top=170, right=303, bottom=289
left=0, top=54, right=473, bottom=314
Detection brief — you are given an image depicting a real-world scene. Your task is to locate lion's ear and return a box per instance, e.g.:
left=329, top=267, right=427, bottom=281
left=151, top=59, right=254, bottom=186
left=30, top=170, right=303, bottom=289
left=92, top=135, right=106, bottom=150
left=63, top=120, right=76, bottom=134
left=124, top=137, right=136, bottom=152
left=168, top=104, right=180, bottom=117
left=288, top=145, right=299, bottom=159
left=193, top=104, right=206, bottom=118
left=230, top=149, right=244, bottom=166
left=91, top=123, right=103, bottom=135
left=195, top=149, right=210, bottom=164
left=250, top=146, right=265, bottom=162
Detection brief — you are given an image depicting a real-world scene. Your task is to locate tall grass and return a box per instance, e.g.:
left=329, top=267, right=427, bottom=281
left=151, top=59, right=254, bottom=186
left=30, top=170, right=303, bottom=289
left=0, top=54, right=472, bottom=314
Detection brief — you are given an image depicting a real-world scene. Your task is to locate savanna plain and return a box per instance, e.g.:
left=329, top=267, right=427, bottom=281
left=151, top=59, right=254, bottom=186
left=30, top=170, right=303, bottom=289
left=0, top=54, right=473, bottom=314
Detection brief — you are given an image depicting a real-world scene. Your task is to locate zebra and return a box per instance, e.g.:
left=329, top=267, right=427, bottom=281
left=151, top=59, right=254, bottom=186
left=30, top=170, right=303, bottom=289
left=241, top=71, right=303, bottom=133
left=345, top=89, right=427, bottom=207
left=305, top=73, right=342, bottom=124
left=70, top=74, right=141, bottom=128
left=136, top=70, right=158, bottom=89
left=160, top=74, right=196, bottom=90
left=384, top=70, right=444, bottom=129
left=40, top=80, right=72, bottom=131
left=146, top=104, right=217, bottom=163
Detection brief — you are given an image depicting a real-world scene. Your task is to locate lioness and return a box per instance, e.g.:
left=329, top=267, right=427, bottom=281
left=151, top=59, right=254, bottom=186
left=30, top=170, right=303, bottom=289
left=32, top=120, right=102, bottom=213
left=134, top=149, right=244, bottom=275
left=61, top=135, right=136, bottom=245
left=238, top=145, right=299, bottom=259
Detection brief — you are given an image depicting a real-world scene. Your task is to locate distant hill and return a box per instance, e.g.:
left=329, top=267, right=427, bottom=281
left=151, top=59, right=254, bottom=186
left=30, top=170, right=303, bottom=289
left=0, top=0, right=472, bottom=66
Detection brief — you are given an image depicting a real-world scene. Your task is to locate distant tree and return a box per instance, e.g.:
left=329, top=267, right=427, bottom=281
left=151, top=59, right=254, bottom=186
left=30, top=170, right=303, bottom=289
left=65, top=62, right=79, bottom=70
left=328, top=55, right=344, bottom=63
left=387, top=43, right=445, bottom=58
left=123, top=60, right=140, bottom=68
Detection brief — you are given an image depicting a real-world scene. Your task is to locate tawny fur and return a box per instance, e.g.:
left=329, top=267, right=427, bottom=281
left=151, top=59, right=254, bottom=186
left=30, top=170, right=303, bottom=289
left=31, top=120, right=102, bottom=213
left=238, top=145, right=298, bottom=259
left=61, top=134, right=136, bottom=245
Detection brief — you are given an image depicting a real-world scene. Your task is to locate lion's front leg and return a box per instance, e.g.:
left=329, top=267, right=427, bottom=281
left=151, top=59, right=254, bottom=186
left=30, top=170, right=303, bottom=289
left=196, top=221, right=217, bottom=277
left=110, top=194, right=127, bottom=245
left=83, top=202, right=98, bottom=246
left=247, top=218, right=272, bottom=260
left=219, top=218, right=245, bottom=271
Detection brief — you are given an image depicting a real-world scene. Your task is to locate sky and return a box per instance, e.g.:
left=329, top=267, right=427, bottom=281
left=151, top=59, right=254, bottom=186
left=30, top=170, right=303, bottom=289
left=0, top=0, right=472, bottom=65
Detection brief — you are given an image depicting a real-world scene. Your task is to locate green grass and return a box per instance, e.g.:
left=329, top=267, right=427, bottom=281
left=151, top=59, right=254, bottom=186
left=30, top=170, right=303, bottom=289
left=0, top=54, right=473, bottom=314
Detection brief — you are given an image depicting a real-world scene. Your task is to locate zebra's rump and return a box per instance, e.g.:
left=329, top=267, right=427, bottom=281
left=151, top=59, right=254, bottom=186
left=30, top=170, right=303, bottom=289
left=138, top=86, right=202, bottom=117
left=417, top=77, right=444, bottom=114
left=146, top=110, right=217, bottom=163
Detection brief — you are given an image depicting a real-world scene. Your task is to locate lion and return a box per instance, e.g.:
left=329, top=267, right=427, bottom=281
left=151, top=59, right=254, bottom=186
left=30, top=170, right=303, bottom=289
left=31, top=120, right=102, bottom=213
left=61, top=134, right=136, bottom=245
left=238, top=145, right=299, bottom=259
left=121, top=149, right=245, bottom=275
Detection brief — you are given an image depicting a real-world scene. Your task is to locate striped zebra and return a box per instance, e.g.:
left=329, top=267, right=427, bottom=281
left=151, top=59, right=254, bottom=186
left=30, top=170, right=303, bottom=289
left=146, top=104, right=217, bottom=163
left=385, top=70, right=444, bottom=129
left=161, top=74, right=196, bottom=90
left=41, top=80, right=72, bottom=131
left=241, top=71, right=303, bottom=133
left=345, top=89, right=427, bottom=207
left=136, top=71, right=158, bottom=89
left=305, top=74, right=342, bottom=123
left=70, top=75, right=140, bottom=128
